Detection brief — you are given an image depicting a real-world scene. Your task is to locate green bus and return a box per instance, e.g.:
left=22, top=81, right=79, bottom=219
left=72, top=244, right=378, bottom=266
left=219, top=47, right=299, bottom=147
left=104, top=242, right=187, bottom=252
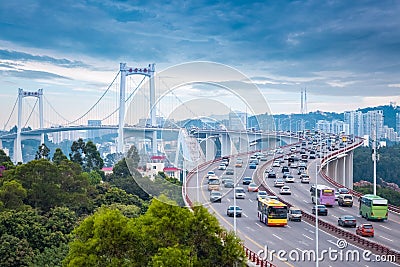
left=359, top=194, right=388, bottom=221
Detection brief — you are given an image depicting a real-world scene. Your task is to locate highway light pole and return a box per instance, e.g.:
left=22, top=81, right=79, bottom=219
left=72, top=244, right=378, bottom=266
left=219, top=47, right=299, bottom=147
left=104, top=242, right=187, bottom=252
left=315, top=162, right=319, bottom=267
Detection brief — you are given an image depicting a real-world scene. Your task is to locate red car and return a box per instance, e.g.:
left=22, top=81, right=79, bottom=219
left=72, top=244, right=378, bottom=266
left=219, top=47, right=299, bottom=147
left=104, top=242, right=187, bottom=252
left=356, top=224, right=374, bottom=237
left=247, top=183, right=259, bottom=192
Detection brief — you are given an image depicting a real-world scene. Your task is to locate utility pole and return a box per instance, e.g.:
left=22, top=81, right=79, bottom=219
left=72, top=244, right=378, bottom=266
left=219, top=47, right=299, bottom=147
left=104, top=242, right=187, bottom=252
left=371, top=116, right=377, bottom=195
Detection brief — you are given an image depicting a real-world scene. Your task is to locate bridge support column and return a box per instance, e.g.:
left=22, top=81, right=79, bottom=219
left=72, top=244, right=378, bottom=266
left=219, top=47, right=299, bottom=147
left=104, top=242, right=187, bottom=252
left=336, top=157, right=345, bottom=185
left=220, top=133, right=231, bottom=157
left=204, top=137, right=217, bottom=162
left=345, top=151, right=354, bottom=189
left=118, top=63, right=127, bottom=154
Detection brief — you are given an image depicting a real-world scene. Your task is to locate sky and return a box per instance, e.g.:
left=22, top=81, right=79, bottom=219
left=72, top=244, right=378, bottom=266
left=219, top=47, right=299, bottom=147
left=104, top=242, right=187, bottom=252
left=1, top=0, right=400, bottom=130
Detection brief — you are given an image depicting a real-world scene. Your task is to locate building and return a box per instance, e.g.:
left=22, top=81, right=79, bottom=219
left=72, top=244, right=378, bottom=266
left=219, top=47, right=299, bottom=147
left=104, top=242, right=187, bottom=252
left=87, top=120, right=102, bottom=140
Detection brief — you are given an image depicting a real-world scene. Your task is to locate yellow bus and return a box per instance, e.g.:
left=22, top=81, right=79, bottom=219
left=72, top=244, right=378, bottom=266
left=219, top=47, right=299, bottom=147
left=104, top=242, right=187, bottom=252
left=257, top=198, right=288, bottom=226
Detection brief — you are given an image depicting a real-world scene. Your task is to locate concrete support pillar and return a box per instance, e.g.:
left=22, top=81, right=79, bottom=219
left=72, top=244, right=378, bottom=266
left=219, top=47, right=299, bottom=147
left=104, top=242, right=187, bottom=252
left=345, top=151, right=354, bottom=189
left=220, top=133, right=231, bottom=157
left=204, top=137, right=216, bottom=161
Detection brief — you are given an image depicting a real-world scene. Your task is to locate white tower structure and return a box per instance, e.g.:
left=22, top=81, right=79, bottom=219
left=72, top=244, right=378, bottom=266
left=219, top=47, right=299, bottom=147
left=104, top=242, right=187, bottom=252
left=15, top=88, right=44, bottom=163
left=118, top=63, right=156, bottom=154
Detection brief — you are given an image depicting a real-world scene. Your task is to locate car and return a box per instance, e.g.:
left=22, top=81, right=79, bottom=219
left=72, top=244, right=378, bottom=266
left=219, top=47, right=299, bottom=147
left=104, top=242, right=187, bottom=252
left=338, top=194, right=353, bottom=207
left=282, top=172, right=290, bottom=178
left=301, top=175, right=310, bottom=184
left=218, top=163, right=227, bottom=170
left=222, top=159, right=229, bottom=166
left=338, top=215, right=356, bottom=227
left=309, top=154, right=316, bottom=159
left=285, top=175, right=295, bottom=183
left=281, top=166, right=290, bottom=173
left=249, top=163, right=257, bottom=169
left=210, top=190, right=222, bottom=203
left=257, top=190, right=268, bottom=200
left=274, top=178, right=285, bottom=187
left=221, top=176, right=231, bottom=184
left=338, top=188, right=349, bottom=195
left=288, top=207, right=302, bottom=221
left=235, top=187, right=246, bottom=199
left=356, top=224, right=374, bottom=237
left=267, top=171, right=276, bottom=179
left=248, top=182, right=259, bottom=192
left=235, top=159, right=243, bottom=167
left=227, top=206, right=242, bottom=217
left=242, top=177, right=252, bottom=185
left=206, top=171, right=215, bottom=178
left=250, top=159, right=259, bottom=165
left=224, top=179, right=234, bottom=188
left=312, top=205, right=328, bottom=216
left=297, top=167, right=306, bottom=175
left=259, top=156, right=268, bottom=161
left=334, top=192, right=340, bottom=201
left=272, top=161, right=280, bottom=167
left=225, top=168, right=234, bottom=175
left=290, top=146, right=296, bottom=152
left=290, top=162, right=298, bottom=168
left=280, top=185, right=291, bottom=195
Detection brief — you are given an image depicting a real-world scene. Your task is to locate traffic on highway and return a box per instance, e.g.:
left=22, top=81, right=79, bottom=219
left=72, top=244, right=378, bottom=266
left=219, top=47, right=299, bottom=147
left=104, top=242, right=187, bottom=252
left=185, top=131, right=399, bottom=266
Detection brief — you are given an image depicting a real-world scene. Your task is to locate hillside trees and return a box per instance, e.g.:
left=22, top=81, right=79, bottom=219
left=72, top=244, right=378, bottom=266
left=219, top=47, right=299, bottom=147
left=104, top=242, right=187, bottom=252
left=64, top=197, right=246, bottom=267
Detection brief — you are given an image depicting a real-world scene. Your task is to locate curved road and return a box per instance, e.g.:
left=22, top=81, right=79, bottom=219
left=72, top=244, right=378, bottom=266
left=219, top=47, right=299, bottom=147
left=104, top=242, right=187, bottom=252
left=186, top=148, right=399, bottom=267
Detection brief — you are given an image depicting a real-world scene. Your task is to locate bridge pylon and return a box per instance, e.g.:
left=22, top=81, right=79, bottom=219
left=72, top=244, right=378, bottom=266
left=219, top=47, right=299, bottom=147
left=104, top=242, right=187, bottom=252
left=14, top=88, right=44, bottom=163
left=118, top=63, right=156, bottom=155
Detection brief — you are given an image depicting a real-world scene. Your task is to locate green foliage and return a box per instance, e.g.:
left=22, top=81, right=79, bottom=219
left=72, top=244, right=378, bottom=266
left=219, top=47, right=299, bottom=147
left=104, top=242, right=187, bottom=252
left=32, top=243, right=69, bottom=267
left=0, top=180, right=27, bottom=210
left=0, top=234, right=34, bottom=267
left=83, top=141, right=104, bottom=172
left=0, top=149, right=12, bottom=166
left=52, top=148, right=68, bottom=165
left=149, top=245, right=194, bottom=267
left=65, top=197, right=246, bottom=267
left=69, top=138, right=85, bottom=166
left=35, top=143, right=51, bottom=160
left=353, top=144, right=400, bottom=186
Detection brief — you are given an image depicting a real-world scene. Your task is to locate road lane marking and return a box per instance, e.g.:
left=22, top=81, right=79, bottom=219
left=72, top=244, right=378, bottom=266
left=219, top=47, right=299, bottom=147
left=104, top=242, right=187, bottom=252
left=379, top=235, right=393, bottom=242
left=338, top=207, right=346, bottom=211
left=272, top=234, right=282, bottom=240
left=255, top=222, right=263, bottom=228
left=303, top=200, right=308, bottom=203
left=331, top=215, right=338, bottom=219
left=249, top=199, right=253, bottom=202
left=243, top=213, right=248, bottom=218
left=379, top=224, right=392, bottom=230
left=302, top=234, right=313, bottom=240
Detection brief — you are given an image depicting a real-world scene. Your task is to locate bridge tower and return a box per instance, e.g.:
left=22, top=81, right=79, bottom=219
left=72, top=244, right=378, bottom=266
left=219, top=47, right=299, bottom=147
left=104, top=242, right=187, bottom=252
left=15, top=88, right=44, bottom=163
left=118, top=63, right=156, bottom=154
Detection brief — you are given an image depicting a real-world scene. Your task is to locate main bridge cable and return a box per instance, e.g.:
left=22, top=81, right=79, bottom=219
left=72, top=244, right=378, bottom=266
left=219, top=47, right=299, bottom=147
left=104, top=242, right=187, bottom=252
left=64, top=71, right=121, bottom=126
left=101, top=75, right=147, bottom=122
left=3, top=97, right=18, bottom=131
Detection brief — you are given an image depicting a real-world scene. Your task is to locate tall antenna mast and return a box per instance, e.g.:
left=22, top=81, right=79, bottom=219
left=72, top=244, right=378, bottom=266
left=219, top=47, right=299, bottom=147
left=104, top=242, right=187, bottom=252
left=300, top=88, right=304, bottom=114
left=304, top=88, right=307, bottom=114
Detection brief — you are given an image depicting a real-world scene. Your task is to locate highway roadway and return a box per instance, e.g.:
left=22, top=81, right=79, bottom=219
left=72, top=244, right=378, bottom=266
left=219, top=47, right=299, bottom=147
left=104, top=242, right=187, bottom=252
left=186, top=149, right=399, bottom=267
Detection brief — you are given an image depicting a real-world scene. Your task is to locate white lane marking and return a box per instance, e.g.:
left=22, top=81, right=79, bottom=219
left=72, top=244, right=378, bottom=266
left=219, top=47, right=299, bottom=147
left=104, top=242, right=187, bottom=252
left=227, top=198, right=231, bottom=202
left=303, top=199, right=308, bottom=203
left=286, top=225, right=292, bottom=228
left=338, top=207, right=346, bottom=211
left=246, top=226, right=255, bottom=232
left=296, top=247, right=305, bottom=253
left=249, top=199, right=253, bottom=202
left=379, top=235, right=393, bottom=242
left=327, top=239, right=337, bottom=246
left=379, top=224, right=392, bottom=230
left=331, top=215, right=339, bottom=219
left=272, top=234, right=282, bottom=240
left=242, top=213, right=248, bottom=218
left=255, top=222, right=263, bottom=228
left=302, top=234, right=313, bottom=241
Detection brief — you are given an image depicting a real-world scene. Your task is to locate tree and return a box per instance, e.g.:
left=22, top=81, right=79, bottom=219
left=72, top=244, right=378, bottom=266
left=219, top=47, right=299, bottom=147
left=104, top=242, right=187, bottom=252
left=35, top=143, right=50, bottom=160
left=0, top=234, right=34, bottom=267
left=83, top=141, right=104, bottom=172
left=69, top=138, right=85, bottom=166
left=149, top=246, right=193, bottom=267
left=0, top=149, right=12, bottom=166
left=0, top=180, right=27, bottom=210
left=52, top=148, right=68, bottom=165
left=126, top=145, right=140, bottom=169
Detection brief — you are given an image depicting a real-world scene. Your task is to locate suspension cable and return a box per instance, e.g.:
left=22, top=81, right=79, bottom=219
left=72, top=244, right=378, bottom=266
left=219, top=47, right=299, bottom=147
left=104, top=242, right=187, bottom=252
left=65, top=71, right=120, bottom=125
left=23, top=98, right=38, bottom=129
left=101, top=75, right=146, bottom=122
left=3, top=97, right=18, bottom=130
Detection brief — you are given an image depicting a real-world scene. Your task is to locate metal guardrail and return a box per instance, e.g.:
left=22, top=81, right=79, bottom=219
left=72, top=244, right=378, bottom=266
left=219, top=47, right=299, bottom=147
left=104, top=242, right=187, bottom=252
left=255, top=153, right=400, bottom=263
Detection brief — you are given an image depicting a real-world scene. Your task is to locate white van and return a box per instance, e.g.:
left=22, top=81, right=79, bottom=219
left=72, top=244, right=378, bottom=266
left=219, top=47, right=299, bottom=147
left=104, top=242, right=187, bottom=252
left=288, top=207, right=302, bottom=221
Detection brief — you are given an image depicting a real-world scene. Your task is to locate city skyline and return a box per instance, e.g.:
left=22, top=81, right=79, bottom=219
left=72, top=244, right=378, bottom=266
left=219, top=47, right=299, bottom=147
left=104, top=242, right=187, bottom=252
left=1, top=1, right=400, bottom=129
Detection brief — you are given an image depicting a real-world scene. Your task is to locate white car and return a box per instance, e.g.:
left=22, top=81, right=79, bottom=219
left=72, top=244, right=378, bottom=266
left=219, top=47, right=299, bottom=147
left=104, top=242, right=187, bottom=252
left=235, top=187, right=246, bottom=199
left=301, top=175, right=310, bottom=184
left=218, top=164, right=227, bottom=170
left=285, top=175, right=295, bottom=183
left=257, top=190, right=268, bottom=200
left=274, top=179, right=285, bottom=187
left=272, top=161, right=280, bottom=167
left=280, top=186, right=291, bottom=195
